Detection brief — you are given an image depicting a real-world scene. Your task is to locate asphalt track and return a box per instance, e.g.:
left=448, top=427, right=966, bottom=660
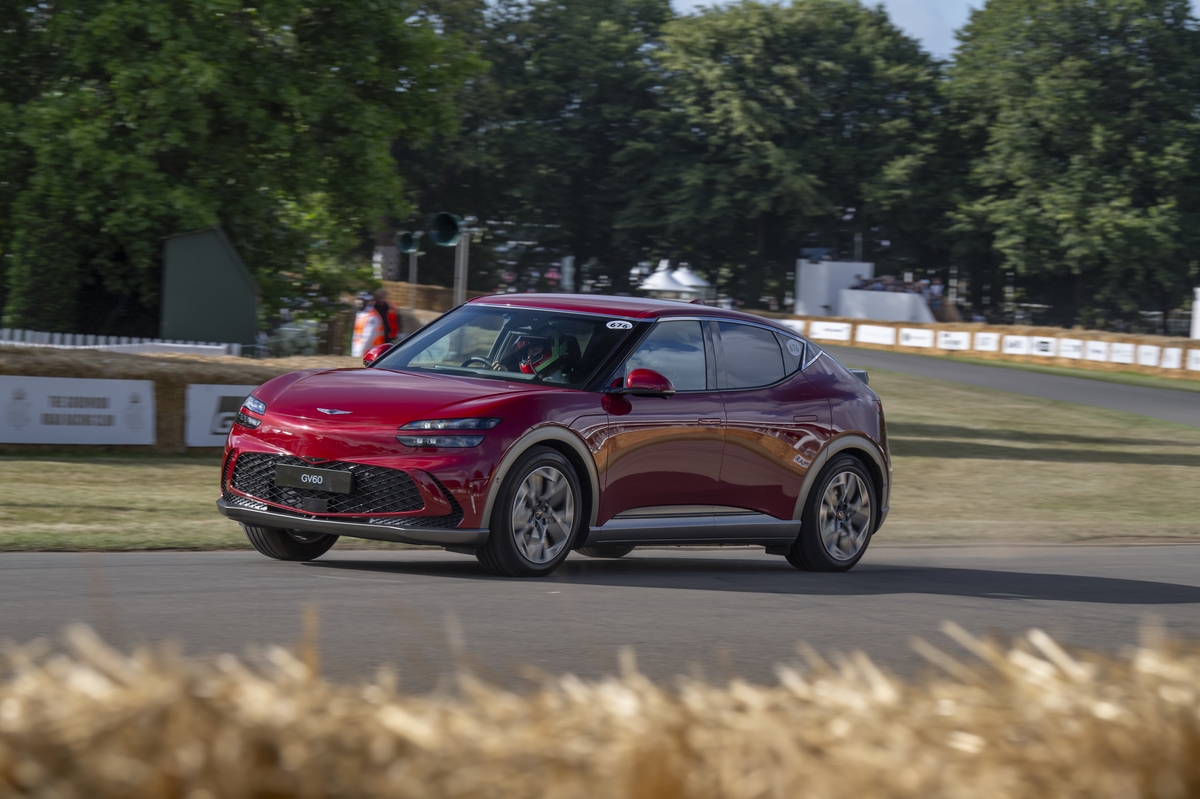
left=824, top=345, right=1200, bottom=428
left=2, top=546, right=1198, bottom=690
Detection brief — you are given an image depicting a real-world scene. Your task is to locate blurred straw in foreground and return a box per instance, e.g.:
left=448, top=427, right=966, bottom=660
left=1, top=621, right=1198, bottom=798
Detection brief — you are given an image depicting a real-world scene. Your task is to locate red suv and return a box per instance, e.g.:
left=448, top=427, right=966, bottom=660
left=218, top=295, right=890, bottom=576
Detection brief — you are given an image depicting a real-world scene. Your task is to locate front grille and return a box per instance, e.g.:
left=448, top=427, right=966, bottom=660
left=229, top=453, right=424, bottom=516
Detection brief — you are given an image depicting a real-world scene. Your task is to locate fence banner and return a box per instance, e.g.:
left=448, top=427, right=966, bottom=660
left=1189, top=350, right=1200, bottom=371
left=856, top=325, right=896, bottom=346
left=1002, top=335, right=1031, bottom=355
left=1111, top=343, right=1136, bottom=364
left=808, top=321, right=852, bottom=341
left=1162, top=348, right=1183, bottom=370
left=1031, top=337, right=1057, bottom=357
left=973, top=332, right=1000, bottom=352
left=0, top=375, right=155, bottom=444
left=1084, top=341, right=1109, bottom=362
left=898, top=328, right=934, bottom=348
left=936, top=331, right=971, bottom=351
left=1059, top=339, right=1083, bottom=359
left=778, top=319, right=806, bottom=336
left=1137, top=345, right=1161, bottom=368
left=184, top=384, right=260, bottom=447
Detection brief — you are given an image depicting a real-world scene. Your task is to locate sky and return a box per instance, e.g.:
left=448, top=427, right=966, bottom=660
left=670, top=0, right=1197, bottom=60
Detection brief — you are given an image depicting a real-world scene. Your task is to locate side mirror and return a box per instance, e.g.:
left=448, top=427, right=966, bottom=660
left=621, top=368, right=675, bottom=398
left=849, top=368, right=869, bottom=385
left=362, top=343, right=392, bottom=367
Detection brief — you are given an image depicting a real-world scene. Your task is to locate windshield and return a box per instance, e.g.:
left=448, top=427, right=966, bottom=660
left=373, top=305, right=638, bottom=389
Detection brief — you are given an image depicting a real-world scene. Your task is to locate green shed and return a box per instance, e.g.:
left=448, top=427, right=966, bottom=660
left=161, top=228, right=259, bottom=345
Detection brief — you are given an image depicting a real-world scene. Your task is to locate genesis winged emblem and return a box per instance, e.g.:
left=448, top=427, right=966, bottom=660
left=317, top=408, right=353, bottom=415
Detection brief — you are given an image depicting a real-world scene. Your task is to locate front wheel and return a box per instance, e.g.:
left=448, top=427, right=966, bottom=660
left=243, top=524, right=338, bottom=561
left=786, top=455, right=876, bottom=572
left=476, top=447, right=583, bottom=577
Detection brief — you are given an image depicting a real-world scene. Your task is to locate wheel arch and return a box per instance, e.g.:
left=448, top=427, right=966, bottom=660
left=480, top=426, right=601, bottom=530
left=791, top=434, right=889, bottom=523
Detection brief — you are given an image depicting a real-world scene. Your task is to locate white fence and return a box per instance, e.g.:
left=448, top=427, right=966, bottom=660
left=0, top=328, right=240, bottom=357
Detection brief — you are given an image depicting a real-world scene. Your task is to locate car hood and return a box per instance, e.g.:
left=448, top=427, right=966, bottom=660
left=258, top=368, right=551, bottom=426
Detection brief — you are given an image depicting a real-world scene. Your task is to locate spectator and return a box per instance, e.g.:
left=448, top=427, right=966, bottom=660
left=373, top=288, right=400, bottom=343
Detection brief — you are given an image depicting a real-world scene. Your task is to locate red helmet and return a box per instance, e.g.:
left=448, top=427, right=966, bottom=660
left=516, top=330, right=568, bottom=376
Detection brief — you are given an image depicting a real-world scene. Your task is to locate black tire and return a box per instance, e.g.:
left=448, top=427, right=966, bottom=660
left=786, top=455, right=876, bottom=572
left=577, top=545, right=635, bottom=559
left=242, top=524, right=338, bottom=562
left=476, top=447, right=583, bottom=577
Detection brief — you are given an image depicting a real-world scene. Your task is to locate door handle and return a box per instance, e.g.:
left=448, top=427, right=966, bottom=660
left=793, top=415, right=818, bottom=422
left=698, top=418, right=723, bottom=426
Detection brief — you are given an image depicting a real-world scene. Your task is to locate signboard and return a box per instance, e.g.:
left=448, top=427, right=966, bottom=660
left=0, top=376, right=155, bottom=444
left=973, top=332, right=999, bottom=352
left=855, top=325, right=896, bottom=346
left=807, top=321, right=852, bottom=341
left=1059, top=339, right=1083, bottom=359
left=1031, top=337, right=1057, bottom=357
left=1084, top=341, right=1108, bottom=362
left=936, top=331, right=971, bottom=351
left=1188, top=350, right=1200, bottom=371
left=1002, top=335, right=1030, bottom=355
left=778, top=320, right=806, bottom=336
left=1162, top=348, right=1182, bottom=370
left=1137, top=345, right=1161, bottom=367
left=184, top=384, right=260, bottom=447
left=1110, top=343, right=1136, bottom=364
left=898, top=328, right=934, bottom=348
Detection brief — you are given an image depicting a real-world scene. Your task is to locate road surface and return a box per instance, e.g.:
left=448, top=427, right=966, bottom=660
left=825, top=345, right=1200, bottom=428
left=2, top=546, right=1197, bottom=690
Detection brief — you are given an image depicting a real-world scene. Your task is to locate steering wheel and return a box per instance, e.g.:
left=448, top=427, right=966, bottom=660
left=461, top=356, right=494, bottom=369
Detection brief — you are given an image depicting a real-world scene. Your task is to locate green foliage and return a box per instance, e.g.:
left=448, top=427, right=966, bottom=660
left=0, top=0, right=475, bottom=334
left=948, top=0, right=1200, bottom=325
left=616, top=0, right=939, bottom=305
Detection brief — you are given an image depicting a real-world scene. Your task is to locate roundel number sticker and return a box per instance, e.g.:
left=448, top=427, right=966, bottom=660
left=786, top=339, right=803, bottom=357
left=606, top=320, right=633, bottom=330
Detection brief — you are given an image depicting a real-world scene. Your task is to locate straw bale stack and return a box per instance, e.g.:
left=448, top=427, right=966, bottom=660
left=0, top=346, right=357, bottom=453
left=1, top=622, right=1198, bottom=798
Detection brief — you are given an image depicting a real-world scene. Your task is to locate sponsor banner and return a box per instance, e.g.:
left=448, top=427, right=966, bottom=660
left=1137, top=345, right=1161, bottom=368
left=1031, top=337, right=1057, bottom=357
left=936, top=331, right=971, bottom=351
left=1059, top=339, right=1083, bottom=359
left=1002, top=335, right=1030, bottom=355
left=855, top=324, right=896, bottom=346
left=1084, top=341, right=1108, bottom=362
left=973, top=332, right=1000, bottom=352
left=184, top=384, right=260, bottom=447
left=1188, top=350, right=1200, bottom=371
left=1162, top=348, right=1182, bottom=370
left=808, top=321, right=852, bottom=341
left=898, top=328, right=934, bottom=348
left=1111, top=342, right=1136, bottom=364
left=0, top=375, right=155, bottom=444
left=778, top=319, right=806, bottom=336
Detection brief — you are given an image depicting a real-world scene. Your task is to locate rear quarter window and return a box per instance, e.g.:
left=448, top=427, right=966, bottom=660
left=717, top=322, right=786, bottom=389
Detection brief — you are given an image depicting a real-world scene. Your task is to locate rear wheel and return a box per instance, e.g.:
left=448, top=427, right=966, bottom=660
left=786, top=455, right=875, bottom=572
left=477, top=447, right=582, bottom=577
left=243, top=524, right=338, bottom=562
left=577, top=545, right=635, bottom=559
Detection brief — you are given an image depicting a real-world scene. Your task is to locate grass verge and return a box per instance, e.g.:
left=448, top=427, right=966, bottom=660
left=2, top=368, right=1198, bottom=549
left=2, top=623, right=1198, bottom=798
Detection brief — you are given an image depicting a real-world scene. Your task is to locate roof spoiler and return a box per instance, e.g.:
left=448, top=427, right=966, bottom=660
left=849, top=369, right=869, bottom=385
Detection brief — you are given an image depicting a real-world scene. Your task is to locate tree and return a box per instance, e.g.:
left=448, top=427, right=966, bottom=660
left=0, top=0, right=475, bottom=335
left=947, top=0, right=1200, bottom=327
left=616, top=0, right=939, bottom=306
left=395, top=0, right=672, bottom=291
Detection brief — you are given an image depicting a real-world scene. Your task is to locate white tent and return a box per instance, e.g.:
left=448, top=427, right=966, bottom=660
left=669, top=265, right=715, bottom=300
left=639, top=260, right=697, bottom=299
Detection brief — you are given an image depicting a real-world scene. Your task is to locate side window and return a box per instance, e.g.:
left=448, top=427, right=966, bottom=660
left=623, top=320, right=707, bottom=391
left=718, top=322, right=785, bottom=389
left=776, top=332, right=805, bottom=375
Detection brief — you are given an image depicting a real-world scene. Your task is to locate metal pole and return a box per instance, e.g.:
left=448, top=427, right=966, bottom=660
left=1192, top=286, right=1200, bottom=339
left=453, top=237, right=468, bottom=307
left=408, top=250, right=418, bottom=310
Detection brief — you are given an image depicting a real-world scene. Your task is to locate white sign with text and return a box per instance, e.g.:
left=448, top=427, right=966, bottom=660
left=973, top=332, right=1000, bottom=352
left=807, top=321, right=852, bottom=341
left=1031, top=337, right=1057, bottom=357
left=936, top=331, right=971, bottom=351
left=184, top=384, right=260, bottom=448
left=1084, top=341, right=1109, bottom=362
left=1058, top=339, right=1083, bottom=359
left=899, top=328, right=934, bottom=348
left=855, top=325, right=896, bottom=346
left=0, top=375, right=156, bottom=444
left=1162, top=348, right=1182, bottom=370
left=1110, top=343, right=1136, bottom=364
left=1002, top=335, right=1031, bottom=355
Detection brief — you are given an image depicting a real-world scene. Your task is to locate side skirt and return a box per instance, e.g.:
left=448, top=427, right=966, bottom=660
left=581, top=512, right=798, bottom=548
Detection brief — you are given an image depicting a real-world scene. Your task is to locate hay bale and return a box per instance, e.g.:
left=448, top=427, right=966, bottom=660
left=0, top=623, right=1198, bottom=798
left=0, top=347, right=358, bottom=453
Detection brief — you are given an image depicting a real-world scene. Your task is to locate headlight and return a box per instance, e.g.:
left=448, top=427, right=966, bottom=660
left=395, top=418, right=500, bottom=448
left=243, top=396, right=267, bottom=415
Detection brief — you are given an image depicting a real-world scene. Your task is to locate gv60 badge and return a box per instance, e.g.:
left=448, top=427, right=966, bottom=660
left=317, top=408, right=352, bottom=415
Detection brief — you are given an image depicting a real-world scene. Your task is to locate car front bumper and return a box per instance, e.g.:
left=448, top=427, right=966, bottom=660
left=216, top=499, right=489, bottom=549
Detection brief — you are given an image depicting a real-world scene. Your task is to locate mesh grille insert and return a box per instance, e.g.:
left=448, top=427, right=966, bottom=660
left=230, top=453, right=424, bottom=516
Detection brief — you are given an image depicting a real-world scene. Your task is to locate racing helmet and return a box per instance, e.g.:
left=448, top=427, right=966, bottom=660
left=516, top=329, right=569, bottom=376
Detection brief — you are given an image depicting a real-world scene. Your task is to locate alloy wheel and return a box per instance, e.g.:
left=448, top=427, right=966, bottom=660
left=510, top=465, right=576, bottom=564
left=818, top=471, right=872, bottom=561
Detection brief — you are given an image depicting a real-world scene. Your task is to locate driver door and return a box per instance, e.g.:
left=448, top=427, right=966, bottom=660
left=597, top=320, right=726, bottom=522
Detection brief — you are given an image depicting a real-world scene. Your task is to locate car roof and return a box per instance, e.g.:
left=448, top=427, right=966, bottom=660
left=468, top=293, right=799, bottom=333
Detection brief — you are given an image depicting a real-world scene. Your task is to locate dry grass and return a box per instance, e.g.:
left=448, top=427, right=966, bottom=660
left=0, top=623, right=1198, bottom=798
left=872, top=370, right=1200, bottom=543
left=2, top=367, right=1198, bottom=550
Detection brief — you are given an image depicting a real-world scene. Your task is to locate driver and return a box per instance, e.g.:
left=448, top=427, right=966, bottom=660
left=495, top=328, right=579, bottom=379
